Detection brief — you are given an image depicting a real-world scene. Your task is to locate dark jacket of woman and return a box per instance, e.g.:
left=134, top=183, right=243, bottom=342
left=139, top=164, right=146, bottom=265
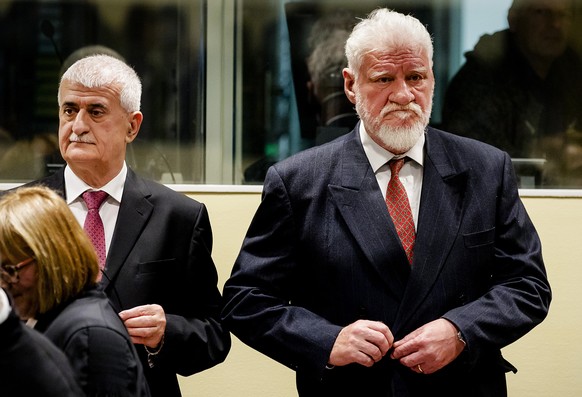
left=35, top=286, right=150, bottom=397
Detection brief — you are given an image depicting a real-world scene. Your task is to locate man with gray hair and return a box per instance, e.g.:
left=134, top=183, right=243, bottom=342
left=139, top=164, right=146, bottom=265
left=222, top=8, right=550, bottom=396
left=27, top=54, right=231, bottom=397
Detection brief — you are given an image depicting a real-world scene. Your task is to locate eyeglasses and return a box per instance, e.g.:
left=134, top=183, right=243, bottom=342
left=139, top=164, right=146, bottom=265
left=0, top=257, right=35, bottom=284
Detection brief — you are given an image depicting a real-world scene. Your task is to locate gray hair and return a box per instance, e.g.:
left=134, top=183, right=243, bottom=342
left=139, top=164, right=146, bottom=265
left=307, top=28, right=350, bottom=87
left=58, top=54, right=142, bottom=112
left=345, top=8, right=433, bottom=77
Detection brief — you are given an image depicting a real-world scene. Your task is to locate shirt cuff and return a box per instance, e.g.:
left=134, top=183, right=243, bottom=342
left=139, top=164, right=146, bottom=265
left=0, top=289, right=11, bottom=324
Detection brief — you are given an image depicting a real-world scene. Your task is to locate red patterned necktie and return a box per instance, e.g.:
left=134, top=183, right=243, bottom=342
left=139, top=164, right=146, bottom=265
left=82, top=190, right=109, bottom=272
left=386, top=158, right=415, bottom=264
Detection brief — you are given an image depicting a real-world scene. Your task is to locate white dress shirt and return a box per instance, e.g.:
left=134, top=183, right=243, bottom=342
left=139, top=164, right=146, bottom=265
left=359, top=123, right=425, bottom=229
left=65, top=163, right=127, bottom=257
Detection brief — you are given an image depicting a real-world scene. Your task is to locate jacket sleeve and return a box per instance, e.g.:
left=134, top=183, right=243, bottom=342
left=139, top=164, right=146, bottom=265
left=221, top=166, right=342, bottom=379
left=156, top=203, right=231, bottom=376
left=64, top=326, right=148, bottom=397
left=442, top=152, right=551, bottom=367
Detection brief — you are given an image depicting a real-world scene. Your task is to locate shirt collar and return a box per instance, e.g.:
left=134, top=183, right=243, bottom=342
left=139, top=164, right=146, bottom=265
left=359, top=123, right=425, bottom=173
left=64, top=162, right=127, bottom=204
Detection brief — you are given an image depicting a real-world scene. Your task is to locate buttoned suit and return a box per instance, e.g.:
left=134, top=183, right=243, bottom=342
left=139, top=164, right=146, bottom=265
left=222, top=125, right=551, bottom=396
left=28, top=167, right=231, bottom=397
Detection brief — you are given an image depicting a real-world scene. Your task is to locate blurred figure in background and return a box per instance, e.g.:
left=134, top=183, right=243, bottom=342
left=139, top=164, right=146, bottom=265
left=306, top=10, right=358, bottom=145
left=442, top=0, right=582, bottom=187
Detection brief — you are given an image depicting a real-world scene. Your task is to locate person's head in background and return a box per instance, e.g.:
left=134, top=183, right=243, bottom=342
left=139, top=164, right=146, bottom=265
left=306, top=10, right=355, bottom=118
left=307, top=29, right=351, bottom=117
left=58, top=54, right=143, bottom=188
left=59, top=45, right=126, bottom=77
left=0, top=186, right=99, bottom=320
left=508, top=0, right=573, bottom=77
left=342, top=8, right=434, bottom=155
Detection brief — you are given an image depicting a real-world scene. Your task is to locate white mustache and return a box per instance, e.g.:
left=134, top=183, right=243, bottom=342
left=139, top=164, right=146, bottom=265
left=380, top=103, right=423, bottom=119
left=69, top=134, right=94, bottom=144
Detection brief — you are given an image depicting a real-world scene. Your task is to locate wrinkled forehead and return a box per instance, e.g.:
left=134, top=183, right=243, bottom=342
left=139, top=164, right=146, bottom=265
left=364, top=45, right=432, bottom=67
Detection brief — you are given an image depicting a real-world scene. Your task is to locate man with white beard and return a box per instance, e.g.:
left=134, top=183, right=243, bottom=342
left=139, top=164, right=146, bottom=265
left=222, top=8, right=551, bottom=397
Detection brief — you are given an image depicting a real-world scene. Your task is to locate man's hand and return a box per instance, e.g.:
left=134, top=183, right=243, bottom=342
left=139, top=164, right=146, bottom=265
left=119, top=304, right=167, bottom=349
left=390, top=318, right=465, bottom=374
left=328, top=320, right=394, bottom=367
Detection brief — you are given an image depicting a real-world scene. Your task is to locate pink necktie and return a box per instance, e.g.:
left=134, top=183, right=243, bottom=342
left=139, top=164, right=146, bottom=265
left=82, top=190, right=109, bottom=271
left=386, top=159, right=415, bottom=264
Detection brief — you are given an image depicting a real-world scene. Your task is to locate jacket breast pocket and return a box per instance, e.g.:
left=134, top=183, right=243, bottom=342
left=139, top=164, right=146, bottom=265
left=463, top=227, right=495, bottom=248
left=136, top=258, right=177, bottom=275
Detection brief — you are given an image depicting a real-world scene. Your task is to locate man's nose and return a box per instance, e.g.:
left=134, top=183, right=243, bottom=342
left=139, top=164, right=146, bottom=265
left=72, top=110, right=90, bottom=134
left=388, top=79, right=414, bottom=105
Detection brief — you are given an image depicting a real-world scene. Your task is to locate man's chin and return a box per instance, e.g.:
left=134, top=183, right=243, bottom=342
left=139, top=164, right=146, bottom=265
left=376, top=127, right=424, bottom=153
left=383, top=115, right=419, bottom=129
left=385, top=143, right=415, bottom=155
left=63, top=151, right=97, bottom=165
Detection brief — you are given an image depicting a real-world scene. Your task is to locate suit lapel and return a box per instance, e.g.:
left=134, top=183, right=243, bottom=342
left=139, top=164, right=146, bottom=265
left=328, top=132, right=410, bottom=295
left=394, top=129, right=468, bottom=330
left=29, top=168, right=153, bottom=290
left=101, top=169, right=154, bottom=289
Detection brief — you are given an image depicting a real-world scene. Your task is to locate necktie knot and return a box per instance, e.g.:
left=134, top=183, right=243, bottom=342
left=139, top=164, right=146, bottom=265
left=82, top=190, right=108, bottom=210
left=389, top=158, right=405, bottom=176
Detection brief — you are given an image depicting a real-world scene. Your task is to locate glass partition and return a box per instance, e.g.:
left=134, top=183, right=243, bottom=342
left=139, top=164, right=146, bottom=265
left=236, top=0, right=582, bottom=189
left=0, top=0, right=206, bottom=183
left=0, top=0, right=581, bottom=189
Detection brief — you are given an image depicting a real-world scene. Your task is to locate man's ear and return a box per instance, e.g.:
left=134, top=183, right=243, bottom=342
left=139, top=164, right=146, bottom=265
left=126, top=111, right=143, bottom=143
left=343, top=68, right=357, bottom=105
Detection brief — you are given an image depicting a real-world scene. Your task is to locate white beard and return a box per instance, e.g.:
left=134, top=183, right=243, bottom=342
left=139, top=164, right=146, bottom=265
left=355, top=91, right=432, bottom=154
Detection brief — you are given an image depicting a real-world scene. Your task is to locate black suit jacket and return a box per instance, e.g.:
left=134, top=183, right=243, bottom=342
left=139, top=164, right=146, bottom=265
left=0, top=290, right=85, bottom=397
left=222, top=126, right=551, bottom=396
left=28, top=167, right=231, bottom=397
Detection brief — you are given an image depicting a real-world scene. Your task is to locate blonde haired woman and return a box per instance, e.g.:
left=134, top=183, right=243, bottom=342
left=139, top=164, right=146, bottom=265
left=0, top=186, right=149, bottom=397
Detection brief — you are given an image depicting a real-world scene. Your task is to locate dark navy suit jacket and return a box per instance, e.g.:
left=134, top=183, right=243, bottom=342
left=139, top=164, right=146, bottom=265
left=28, top=167, right=231, bottom=397
left=222, top=125, right=551, bottom=396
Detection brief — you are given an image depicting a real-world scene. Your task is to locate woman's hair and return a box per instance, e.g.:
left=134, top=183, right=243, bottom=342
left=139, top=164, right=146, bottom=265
left=0, top=186, right=99, bottom=315
left=345, top=8, right=434, bottom=77
left=58, top=54, right=142, bottom=113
